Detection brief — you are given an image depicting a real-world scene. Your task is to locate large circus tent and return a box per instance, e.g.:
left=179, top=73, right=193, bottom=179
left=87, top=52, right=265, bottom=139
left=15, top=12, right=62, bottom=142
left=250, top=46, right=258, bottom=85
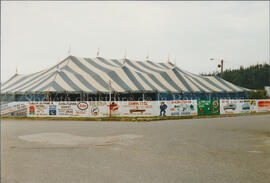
left=1, top=55, right=250, bottom=101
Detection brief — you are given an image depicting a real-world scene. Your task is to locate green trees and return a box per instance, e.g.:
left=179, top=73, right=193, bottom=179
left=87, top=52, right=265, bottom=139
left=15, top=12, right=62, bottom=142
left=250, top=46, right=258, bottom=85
left=202, top=63, right=270, bottom=90
left=248, top=90, right=269, bottom=99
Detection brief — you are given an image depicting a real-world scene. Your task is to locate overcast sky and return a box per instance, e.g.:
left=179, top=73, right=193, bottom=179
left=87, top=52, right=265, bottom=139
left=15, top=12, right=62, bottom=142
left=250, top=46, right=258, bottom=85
left=1, top=1, right=269, bottom=83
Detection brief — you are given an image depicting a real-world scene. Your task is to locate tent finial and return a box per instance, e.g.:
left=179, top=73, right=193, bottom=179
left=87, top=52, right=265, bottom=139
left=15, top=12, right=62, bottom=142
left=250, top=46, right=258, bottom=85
left=68, top=45, right=71, bottom=55
left=97, top=48, right=100, bottom=57
left=146, top=52, right=149, bottom=60
left=16, top=67, right=18, bottom=74
left=124, top=50, right=127, bottom=59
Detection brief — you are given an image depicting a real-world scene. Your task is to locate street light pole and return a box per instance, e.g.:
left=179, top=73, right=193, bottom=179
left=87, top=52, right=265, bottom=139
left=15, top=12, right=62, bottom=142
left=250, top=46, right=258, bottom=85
left=210, top=58, right=224, bottom=79
left=220, top=59, right=224, bottom=78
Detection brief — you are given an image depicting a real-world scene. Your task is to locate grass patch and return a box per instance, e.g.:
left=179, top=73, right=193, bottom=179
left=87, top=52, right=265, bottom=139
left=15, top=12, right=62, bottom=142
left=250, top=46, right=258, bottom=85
left=1, top=111, right=270, bottom=122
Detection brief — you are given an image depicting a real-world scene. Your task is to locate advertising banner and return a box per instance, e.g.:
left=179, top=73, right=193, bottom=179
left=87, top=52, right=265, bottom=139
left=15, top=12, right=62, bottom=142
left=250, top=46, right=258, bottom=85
left=88, top=101, right=109, bottom=117
left=28, top=102, right=53, bottom=117
left=220, top=99, right=257, bottom=114
left=238, top=100, right=256, bottom=113
left=118, top=101, right=155, bottom=117
left=197, top=100, right=220, bottom=116
left=220, top=100, right=239, bottom=114
left=256, top=99, right=270, bottom=112
left=1, top=102, right=27, bottom=117
left=57, top=102, right=88, bottom=117
left=168, top=100, right=197, bottom=116
left=5, top=99, right=269, bottom=118
left=28, top=101, right=109, bottom=117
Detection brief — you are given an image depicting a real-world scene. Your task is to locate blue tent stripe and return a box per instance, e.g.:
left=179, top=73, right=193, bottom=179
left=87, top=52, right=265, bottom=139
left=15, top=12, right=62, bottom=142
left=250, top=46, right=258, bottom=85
left=136, top=72, right=158, bottom=91
left=96, top=57, right=118, bottom=67
left=61, top=65, right=99, bottom=92
left=172, top=69, right=195, bottom=92
left=70, top=56, right=110, bottom=90
left=178, top=69, right=214, bottom=92
left=1, top=55, right=249, bottom=94
left=84, top=58, right=132, bottom=91
left=125, top=59, right=170, bottom=91
left=24, top=72, right=57, bottom=92
left=174, top=69, right=204, bottom=92
left=122, top=66, right=145, bottom=90
left=57, top=71, right=82, bottom=91
left=38, top=81, right=65, bottom=92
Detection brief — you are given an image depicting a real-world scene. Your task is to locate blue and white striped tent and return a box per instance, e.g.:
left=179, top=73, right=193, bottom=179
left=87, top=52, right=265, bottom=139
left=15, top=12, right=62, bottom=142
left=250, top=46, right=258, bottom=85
left=1, top=55, right=249, bottom=94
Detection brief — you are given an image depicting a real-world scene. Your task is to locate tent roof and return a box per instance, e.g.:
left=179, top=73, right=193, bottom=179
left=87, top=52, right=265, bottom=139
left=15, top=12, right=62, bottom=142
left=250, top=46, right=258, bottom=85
left=1, top=55, right=249, bottom=94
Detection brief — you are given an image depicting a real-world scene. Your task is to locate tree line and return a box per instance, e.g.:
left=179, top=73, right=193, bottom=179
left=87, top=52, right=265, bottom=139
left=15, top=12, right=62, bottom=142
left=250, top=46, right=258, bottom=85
left=201, top=63, right=270, bottom=90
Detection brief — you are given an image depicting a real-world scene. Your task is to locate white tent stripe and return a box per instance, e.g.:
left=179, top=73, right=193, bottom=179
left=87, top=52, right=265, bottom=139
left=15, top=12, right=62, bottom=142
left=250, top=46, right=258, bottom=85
left=136, top=72, right=166, bottom=92
left=66, top=59, right=108, bottom=92
left=131, top=71, right=152, bottom=91
left=29, top=74, right=56, bottom=92
left=1, top=55, right=249, bottom=94
left=176, top=70, right=201, bottom=92
left=166, top=70, right=189, bottom=92
left=78, top=57, right=126, bottom=92
left=54, top=72, right=75, bottom=91
left=127, top=60, right=178, bottom=91
left=1, top=74, right=24, bottom=89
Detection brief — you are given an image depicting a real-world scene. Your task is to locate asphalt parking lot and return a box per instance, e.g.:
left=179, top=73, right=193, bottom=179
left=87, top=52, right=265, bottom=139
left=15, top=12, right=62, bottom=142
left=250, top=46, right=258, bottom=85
left=1, top=115, right=270, bottom=183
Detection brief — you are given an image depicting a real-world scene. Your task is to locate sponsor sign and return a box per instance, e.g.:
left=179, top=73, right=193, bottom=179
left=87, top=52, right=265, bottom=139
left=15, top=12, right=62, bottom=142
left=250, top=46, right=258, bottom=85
left=11, top=109, right=27, bottom=117
left=57, top=102, right=87, bottom=117
left=91, top=106, right=99, bottom=116
left=49, top=105, right=57, bottom=116
left=197, top=100, right=220, bottom=116
left=4, top=99, right=269, bottom=118
left=28, top=102, right=53, bottom=117
left=88, top=101, right=108, bottom=117
left=220, top=100, right=257, bottom=114
left=239, top=100, right=256, bottom=113
left=77, top=102, right=88, bottom=110
left=1, top=102, right=27, bottom=116
left=119, top=101, right=154, bottom=116
left=169, top=100, right=197, bottom=116
left=58, top=102, right=75, bottom=117
left=256, top=99, right=270, bottom=112
left=220, top=100, right=239, bottom=114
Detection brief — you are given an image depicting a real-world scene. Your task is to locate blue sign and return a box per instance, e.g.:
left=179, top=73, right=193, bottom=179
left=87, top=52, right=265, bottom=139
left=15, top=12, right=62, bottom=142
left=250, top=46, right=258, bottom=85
left=49, top=105, right=57, bottom=116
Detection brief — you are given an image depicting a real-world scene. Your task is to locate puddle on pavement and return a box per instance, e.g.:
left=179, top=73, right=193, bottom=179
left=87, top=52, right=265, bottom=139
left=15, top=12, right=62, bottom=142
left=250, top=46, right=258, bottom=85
left=18, top=133, right=143, bottom=146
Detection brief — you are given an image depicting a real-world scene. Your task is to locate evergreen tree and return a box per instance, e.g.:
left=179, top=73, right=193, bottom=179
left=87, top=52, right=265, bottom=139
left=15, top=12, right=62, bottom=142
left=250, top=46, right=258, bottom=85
left=201, top=63, right=270, bottom=90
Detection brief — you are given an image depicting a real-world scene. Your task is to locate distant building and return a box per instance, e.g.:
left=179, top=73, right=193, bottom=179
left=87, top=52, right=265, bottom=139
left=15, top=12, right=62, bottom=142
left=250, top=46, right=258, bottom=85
left=265, top=86, right=270, bottom=97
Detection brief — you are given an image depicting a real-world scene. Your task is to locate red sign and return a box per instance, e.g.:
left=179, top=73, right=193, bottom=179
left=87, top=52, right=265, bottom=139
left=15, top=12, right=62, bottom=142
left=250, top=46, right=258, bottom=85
left=258, top=101, right=270, bottom=108
left=77, top=102, right=88, bottom=110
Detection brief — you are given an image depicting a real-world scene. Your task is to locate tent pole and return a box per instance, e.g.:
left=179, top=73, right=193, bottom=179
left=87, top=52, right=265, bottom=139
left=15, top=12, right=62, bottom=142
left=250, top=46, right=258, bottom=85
left=108, top=80, right=112, bottom=117
left=46, top=91, right=49, bottom=101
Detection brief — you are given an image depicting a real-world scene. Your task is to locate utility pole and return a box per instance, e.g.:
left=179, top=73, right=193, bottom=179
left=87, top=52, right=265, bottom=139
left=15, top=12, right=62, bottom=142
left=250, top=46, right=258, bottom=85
left=220, top=59, right=224, bottom=78
left=210, top=58, right=224, bottom=78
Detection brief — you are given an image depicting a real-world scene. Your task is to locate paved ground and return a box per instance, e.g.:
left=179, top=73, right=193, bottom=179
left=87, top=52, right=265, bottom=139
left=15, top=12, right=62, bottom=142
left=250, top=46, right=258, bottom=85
left=1, top=115, right=270, bottom=183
